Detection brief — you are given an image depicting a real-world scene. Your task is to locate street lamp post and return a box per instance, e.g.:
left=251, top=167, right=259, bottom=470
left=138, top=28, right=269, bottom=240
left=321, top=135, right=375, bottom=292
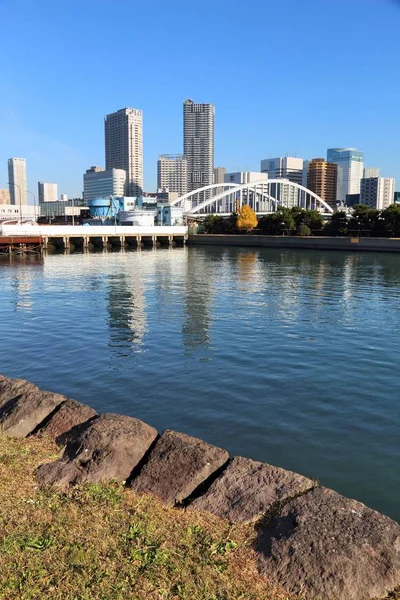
left=7, top=182, right=22, bottom=224
left=26, top=190, right=37, bottom=222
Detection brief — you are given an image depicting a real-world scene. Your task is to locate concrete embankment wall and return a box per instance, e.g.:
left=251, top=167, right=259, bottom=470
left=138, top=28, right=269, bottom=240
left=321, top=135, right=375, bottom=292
left=188, top=233, right=400, bottom=252
left=0, top=374, right=399, bottom=600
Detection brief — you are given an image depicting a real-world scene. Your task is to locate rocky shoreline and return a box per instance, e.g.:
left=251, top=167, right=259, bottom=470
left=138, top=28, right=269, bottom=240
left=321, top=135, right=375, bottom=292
left=0, top=374, right=399, bottom=600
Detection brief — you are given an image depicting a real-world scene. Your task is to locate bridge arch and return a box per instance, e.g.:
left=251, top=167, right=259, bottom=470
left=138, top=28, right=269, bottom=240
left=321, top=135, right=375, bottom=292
left=172, top=179, right=334, bottom=216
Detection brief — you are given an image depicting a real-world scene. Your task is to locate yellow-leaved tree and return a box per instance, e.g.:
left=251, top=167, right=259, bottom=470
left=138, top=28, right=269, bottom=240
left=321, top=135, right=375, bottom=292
left=236, top=205, right=258, bottom=232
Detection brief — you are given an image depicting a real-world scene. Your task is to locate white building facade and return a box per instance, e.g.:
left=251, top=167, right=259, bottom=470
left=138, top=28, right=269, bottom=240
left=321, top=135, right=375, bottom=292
left=360, top=177, right=395, bottom=210
left=327, top=148, right=364, bottom=202
left=83, top=167, right=126, bottom=202
left=157, top=154, right=187, bottom=196
left=38, top=182, right=58, bottom=203
left=260, top=156, right=304, bottom=208
left=183, top=99, right=214, bottom=192
left=105, top=108, right=143, bottom=196
left=8, top=158, right=27, bottom=205
left=224, top=171, right=269, bottom=184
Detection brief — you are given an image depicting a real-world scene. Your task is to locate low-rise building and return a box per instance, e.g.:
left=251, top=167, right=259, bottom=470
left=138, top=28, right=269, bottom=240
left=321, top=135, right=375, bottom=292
left=224, top=171, right=268, bottom=184
left=0, top=189, right=11, bottom=204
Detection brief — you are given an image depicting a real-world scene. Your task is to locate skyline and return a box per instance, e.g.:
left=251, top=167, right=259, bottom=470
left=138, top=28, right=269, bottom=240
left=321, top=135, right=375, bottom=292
left=0, top=0, right=399, bottom=198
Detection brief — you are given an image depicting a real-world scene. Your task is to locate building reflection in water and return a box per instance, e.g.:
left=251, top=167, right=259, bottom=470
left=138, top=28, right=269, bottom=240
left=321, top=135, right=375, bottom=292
left=106, top=272, right=147, bottom=354
left=5, top=256, right=44, bottom=312
left=182, top=249, right=214, bottom=356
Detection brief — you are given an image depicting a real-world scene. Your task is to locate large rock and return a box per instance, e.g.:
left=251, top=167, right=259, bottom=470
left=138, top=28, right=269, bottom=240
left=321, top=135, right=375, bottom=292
left=36, top=413, right=158, bottom=487
left=0, top=376, right=39, bottom=409
left=35, top=399, right=97, bottom=444
left=130, top=429, right=229, bottom=506
left=190, top=456, right=314, bottom=524
left=0, top=390, right=67, bottom=437
left=256, top=486, right=400, bottom=600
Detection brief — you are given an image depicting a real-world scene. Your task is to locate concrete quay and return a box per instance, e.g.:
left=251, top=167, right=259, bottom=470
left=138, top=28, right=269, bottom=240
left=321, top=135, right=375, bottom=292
left=188, top=233, right=400, bottom=252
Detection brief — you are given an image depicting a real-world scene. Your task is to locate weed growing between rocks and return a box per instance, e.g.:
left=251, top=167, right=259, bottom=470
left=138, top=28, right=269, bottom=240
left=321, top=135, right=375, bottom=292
left=0, top=434, right=293, bottom=600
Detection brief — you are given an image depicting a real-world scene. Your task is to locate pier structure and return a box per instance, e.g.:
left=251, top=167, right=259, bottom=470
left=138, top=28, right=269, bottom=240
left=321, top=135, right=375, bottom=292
left=0, top=225, right=188, bottom=253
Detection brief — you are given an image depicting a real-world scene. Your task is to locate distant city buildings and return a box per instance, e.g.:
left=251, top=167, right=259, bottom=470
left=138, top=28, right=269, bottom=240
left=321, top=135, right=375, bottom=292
left=157, top=154, right=187, bottom=197
left=260, top=156, right=304, bottom=185
left=183, top=99, right=214, bottom=192
left=213, top=167, right=226, bottom=184
left=327, top=148, right=364, bottom=202
left=224, top=172, right=268, bottom=184
left=360, top=176, right=395, bottom=210
left=38, top=182, right=58, bottom=203
left=105, top=108, right=143, bottom=196
left=8, top=158, right=27, bottom=205
left=0, top=189, right=10, bottom=204
left=83, top=166, right=126, bottom=203
left=306, top=158, right=338, bottom=209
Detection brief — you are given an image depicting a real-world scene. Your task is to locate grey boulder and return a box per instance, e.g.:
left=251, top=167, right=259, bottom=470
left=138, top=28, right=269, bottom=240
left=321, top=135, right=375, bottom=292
left=130, top=429, right=229, bottom=506
left=0, top=376, right=39, bottom=409
left=36, top=413, right=158, bottom=487
left=190, top=456, right=314, bottom=524
left=256, top=486, right=400, bottom=600
left=35, top=399, right=97, bottom=444
left=0, top=389, right=67, bottom=437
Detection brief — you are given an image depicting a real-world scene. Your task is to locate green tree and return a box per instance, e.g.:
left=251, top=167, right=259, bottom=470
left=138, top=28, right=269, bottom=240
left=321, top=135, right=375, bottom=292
left=275, top=208, right=295, bottom=235
left=381, top=204, right=400, bottom=237
left=348, top=204, right=380, bottom=236
left=236, top=205, right=258, bottom=232
left=203, top=215, right=225, bottom=234
left=325, top=211, right=348, bottom=236
left=297, top=223, right=311, bottom=236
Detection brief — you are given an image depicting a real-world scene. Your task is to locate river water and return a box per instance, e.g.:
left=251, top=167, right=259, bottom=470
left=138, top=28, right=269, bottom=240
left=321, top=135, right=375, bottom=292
left=0, top=246, right=399, bottom=521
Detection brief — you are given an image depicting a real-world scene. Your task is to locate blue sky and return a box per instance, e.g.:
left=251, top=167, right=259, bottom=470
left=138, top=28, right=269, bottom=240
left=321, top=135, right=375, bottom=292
left=0, top=0, right=399, bottom=199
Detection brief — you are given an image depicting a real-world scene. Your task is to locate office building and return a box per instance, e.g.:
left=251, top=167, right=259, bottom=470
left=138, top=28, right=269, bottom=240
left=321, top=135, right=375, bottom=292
left=105, top=107, right=143, bottom=196
left=260, top=156, right=304, bottom=184
left=157, top=154, right=187, bottom=196
left=83, top=167, right=126, bottom=203
left=364, top=167, right=380, bottom=179
left=306, top=158, right=338, bottom=208
left=224, top=171, right=268, bottom=184
left=326, top=148, right=364, bottom=202
left=360, top=176, right=395, bottom=210
left=346, top=193, right=360, bottom=207
left=38, top=182, right=58, bottom=203
left=8, top=158, right=27, bottom=205
left=214, top=167, right=226, bottom=184
left=183, top=99, right=214, bottom=192
left=0, top=189, right=10, bottom=204
left=260, top=156, right=303, bottom=208
left=394, top=191, right=400, bottom=204
left=61, top=193, right=68, bottom=201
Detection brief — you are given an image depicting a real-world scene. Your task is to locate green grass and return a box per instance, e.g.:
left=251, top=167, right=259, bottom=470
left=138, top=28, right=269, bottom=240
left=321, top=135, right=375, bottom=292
left=0, top=434, right=293, bottom=600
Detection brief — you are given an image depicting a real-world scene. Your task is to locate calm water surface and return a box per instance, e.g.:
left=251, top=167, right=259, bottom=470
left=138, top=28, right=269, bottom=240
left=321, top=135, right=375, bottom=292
left=0, top=247, right=399, bottom=521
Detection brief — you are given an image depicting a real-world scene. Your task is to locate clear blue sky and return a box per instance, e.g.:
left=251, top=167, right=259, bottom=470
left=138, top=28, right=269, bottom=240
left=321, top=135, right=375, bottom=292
left=0, top=0, right=399, bottom=198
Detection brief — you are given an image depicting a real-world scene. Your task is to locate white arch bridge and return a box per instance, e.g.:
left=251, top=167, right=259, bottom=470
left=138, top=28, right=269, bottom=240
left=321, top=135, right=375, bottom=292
left=170, top=179, right=334, bottom=217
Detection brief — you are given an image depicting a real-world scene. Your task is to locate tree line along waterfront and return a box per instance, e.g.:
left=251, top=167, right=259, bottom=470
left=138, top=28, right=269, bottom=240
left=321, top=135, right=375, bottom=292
left=201, top=204, right=400, bottom=238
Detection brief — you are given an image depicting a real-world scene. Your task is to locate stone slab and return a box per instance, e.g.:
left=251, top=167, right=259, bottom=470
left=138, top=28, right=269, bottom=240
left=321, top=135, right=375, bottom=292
left=0, top=376, right=39, bottom=409
left=0, top=390, right=67, bottom=437
left=130, top=429, right=229, bottom=506
left=36, top=399, right=97, bottom=444
left=256, top=486, right=400, bottom=600
left=190, top=456, right=314, bottom=524
left=36, top=413, right=158, bottom=487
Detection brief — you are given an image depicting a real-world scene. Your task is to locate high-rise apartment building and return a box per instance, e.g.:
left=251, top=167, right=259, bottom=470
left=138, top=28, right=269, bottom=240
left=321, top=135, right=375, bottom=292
left=83, top=167, right=126, bottom=202
left=183, top=99, right=214, bottom=192
left=0, top=189, right=10, bottom=204
left=157, top=154, right=187, bottom=196
left=105, top=108, right=143, bottom=196
left=326, top=148, right=364, bottom=202
left=360, top=177, right=395, bottom=210
left=8, top=158, right=27, bottom=205
left=213, top=167, right=226, bottom=184
left=306, top=158, right=338, bottom=208
left=38, top=182, right=58, bottom=203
